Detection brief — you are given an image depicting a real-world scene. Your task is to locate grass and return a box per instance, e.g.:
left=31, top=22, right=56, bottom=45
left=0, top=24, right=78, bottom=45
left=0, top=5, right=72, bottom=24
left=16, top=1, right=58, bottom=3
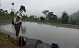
left=0, top=32, right=28, bottom=48
left=0, top=12, right=63, bottom=25
left=0, top=12, right=13, bottom=20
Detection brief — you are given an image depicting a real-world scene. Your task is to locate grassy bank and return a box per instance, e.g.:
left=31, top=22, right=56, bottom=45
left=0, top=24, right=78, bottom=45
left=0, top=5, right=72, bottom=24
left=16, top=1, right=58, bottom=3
left=0, top=12, right=60, bottom=24
left=0, top=12, right=13, bottom=20
left=0, top=32, right=27, bottom=48
left=22, top=17, right=60, bottom=24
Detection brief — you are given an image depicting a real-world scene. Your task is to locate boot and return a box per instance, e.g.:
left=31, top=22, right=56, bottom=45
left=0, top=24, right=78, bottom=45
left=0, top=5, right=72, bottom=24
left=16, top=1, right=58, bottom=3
left=16, top=36, right=19, bottom=41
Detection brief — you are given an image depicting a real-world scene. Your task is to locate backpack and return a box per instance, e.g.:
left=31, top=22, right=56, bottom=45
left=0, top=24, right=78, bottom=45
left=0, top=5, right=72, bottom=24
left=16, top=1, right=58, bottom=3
left=51, top=43, right=59, bottom=48
left=12, top=18, right=14, bottom=25
left=18, top=36, right=26, bottom=46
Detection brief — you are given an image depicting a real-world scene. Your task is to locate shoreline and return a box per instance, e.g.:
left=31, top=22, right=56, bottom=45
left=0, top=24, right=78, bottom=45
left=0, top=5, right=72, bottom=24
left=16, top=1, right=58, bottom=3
left=23, top=20, right=79, bottom=29
left=0, top=20, right=51, bottom=48
left=0, top=20, right=79, bottom=29
left=24, top=20, right=79, bottom=29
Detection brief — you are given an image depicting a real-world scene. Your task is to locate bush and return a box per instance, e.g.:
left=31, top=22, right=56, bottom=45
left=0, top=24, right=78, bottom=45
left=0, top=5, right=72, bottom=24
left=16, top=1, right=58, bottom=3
left=0, top=12, right=13, bottom=20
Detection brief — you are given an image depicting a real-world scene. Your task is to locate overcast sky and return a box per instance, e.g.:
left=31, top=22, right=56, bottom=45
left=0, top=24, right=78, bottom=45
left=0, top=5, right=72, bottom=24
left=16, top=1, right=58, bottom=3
left=0, top=0, right=79, bottom=17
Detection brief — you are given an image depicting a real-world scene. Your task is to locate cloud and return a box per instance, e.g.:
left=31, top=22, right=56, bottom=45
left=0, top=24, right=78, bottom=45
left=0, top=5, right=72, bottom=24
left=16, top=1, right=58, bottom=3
left=0, top=0, right=79, bottom=17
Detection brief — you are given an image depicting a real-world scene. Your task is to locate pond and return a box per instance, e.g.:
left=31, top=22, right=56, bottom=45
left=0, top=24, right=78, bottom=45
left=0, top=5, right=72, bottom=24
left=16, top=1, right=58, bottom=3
left=0, top=22, right=79, bottom=48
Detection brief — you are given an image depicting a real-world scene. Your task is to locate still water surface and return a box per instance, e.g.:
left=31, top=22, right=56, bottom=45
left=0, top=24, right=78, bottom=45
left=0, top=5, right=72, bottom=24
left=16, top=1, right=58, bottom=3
left=0, top=22, right=79, bottom=48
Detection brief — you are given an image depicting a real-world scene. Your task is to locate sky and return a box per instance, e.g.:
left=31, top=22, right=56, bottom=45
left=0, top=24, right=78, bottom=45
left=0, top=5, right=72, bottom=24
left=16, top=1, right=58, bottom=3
left=0, top=0, right=79, bottom=17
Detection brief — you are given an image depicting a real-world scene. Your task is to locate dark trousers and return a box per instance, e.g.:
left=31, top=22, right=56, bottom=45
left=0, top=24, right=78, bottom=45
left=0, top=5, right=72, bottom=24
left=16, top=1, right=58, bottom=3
left=14, top=26, right=20, bottom=36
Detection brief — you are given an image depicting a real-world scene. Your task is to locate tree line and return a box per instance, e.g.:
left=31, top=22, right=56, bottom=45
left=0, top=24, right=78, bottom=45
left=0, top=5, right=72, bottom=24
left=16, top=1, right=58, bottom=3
left=42, top=10, right=69, bottom=24
left=0, top=2, right=79, bottom=25
left=0, top=8, right=78, bottom=25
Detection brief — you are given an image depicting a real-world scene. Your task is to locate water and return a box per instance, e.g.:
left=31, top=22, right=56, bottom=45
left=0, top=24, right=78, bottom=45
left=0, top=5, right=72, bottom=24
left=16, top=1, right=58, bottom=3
left=0, top=22, right=79, bottom=48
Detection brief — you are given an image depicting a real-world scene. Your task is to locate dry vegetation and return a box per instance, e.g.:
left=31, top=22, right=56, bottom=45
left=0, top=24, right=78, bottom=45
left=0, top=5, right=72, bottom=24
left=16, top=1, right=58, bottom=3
left=0, top=32, right=28, bottom=48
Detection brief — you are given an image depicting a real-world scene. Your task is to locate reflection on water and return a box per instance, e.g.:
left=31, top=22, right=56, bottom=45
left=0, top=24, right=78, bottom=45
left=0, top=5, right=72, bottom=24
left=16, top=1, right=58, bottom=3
left=0, top=22, right=79, bottom=48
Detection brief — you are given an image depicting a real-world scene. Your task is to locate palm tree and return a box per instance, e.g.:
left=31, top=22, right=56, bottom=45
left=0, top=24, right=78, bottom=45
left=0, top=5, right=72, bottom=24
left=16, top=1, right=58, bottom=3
left=18, top=5, right=26, bottom=16
left=19, top=5, right=26, bottom=12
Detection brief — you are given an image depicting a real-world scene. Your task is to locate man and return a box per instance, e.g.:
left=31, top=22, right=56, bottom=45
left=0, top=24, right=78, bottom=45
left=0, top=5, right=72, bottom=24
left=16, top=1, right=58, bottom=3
left=12, top=14, right=22, bottom=41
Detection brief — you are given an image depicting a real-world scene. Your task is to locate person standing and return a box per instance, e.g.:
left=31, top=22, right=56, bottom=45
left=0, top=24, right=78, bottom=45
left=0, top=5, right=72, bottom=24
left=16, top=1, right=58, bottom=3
left=12, top=14, right=22, bottom=41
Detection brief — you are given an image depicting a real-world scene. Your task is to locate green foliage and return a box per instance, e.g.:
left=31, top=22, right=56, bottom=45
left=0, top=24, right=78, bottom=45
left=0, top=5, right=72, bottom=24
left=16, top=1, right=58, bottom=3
left=0, top=9, right=3, bottom=12
left=69, top=11, right=79, bottom=25
left=70, top=20, right=76, bottom=25
left=29, top=15, right=34, bottom=19
left=42, top=10, right=49, bottom=20
left=40, top=16, right=45, bottom=21
left=48, top=12, right=54, bottom=20
left=52, top=15, right=57, bottom=21
left=42, top=10, right=58, bottom=22
left=0, top=12, right=13, bottom=20
left=10, top=11, right=14, bottom=16
left=61, top=11, right=69, bottom=24
left=70, top=11, right=79, bottom=22
left=76, top=22, right=79, bottom=25
left=22, top=16, right=28, bottom=20
left=70, top=20, right=79, bottom=25
left=3, top=10, right=8, bottom=13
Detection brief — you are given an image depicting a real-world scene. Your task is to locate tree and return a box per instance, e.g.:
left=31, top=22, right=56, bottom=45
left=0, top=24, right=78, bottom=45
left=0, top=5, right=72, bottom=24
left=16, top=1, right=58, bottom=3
left=52, top=15, right=57, bottom=21
left=22, top=14, right=28, bottom=19
left=48, top=12, right=54, bottom=20
left=3, top=10, right=8, bottom=13
left=58, top=17, right=62, bottom=23
left=19, top=5, right=26, bottom=12
left=10, top=11, right=14, bottom=16
left=42, top=10, right=49, bottom=20
left=18, top=5, right=26, bottom=16
left=40, top=16, right=45, bottom=21
left=61, top=11, right=69, bottom=24
left=42, top=10, right=58, bottom=21
left=29, top=15, right=34, bottom=19
left=0, top=9, right=3, bottom=12
left=70, top=11, right=79, bottom=23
